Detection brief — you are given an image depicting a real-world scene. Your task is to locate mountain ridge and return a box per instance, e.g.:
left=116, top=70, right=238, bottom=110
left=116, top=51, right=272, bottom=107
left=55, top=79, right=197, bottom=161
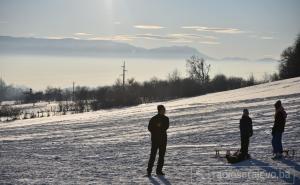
left=0, top=36, right=210, bottom=59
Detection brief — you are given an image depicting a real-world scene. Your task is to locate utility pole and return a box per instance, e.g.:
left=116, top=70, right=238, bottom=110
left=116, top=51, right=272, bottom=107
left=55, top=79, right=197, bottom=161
left=72, top=81, right=75, bottom=102
left=121, top=61, right=127, bottom=89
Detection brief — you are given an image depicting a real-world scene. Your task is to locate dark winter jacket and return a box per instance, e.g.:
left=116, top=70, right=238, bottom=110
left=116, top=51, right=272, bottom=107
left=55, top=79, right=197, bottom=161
left=272, top=107, right=287, bottom=134
left=148, top=114, right=169, bottom=142
left=239, top=115, right=253, bottom=138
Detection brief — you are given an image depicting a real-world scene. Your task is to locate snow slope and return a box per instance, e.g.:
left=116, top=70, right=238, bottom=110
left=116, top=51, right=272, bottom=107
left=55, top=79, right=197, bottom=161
left=1, top=77, right=300, bottom=184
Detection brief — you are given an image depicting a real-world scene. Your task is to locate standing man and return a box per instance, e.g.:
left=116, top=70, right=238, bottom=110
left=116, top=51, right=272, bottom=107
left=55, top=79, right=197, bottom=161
left=147, top=105, right=169, bottom=177
left=239, top=109, right=253, bottom=159
left=272, top=100, right=287, bottom=159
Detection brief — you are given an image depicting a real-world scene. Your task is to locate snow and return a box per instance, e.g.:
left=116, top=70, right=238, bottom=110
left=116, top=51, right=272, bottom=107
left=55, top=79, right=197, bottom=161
left=1, top=77, right=300, bottom=184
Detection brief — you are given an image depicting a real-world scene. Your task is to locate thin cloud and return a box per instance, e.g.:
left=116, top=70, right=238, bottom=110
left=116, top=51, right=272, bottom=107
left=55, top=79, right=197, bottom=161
left=27, top=33, right=37, bottom=37
left=74, top=32, right=93, bottom=36
left=197, top=27, right=243, bottom=34
left=199, top=35, right=218, bottom=40
left=46, top=36, right=65, bottom=40
left=135, top=33, right=220, bottom=45
left=114, top=21, right=121, bottom=25
left=135, top=34, right=173, bottom=40
left=262, top=54, right=279, bottom=60
left=181, top=26, right=202, bottom=29
left=170, top=39, right=193, bottom=43
left=134, top=25, right=165, bottom=29
left=260, top=36, right=274, bottom=40
left=198, top=41, right=220, bottom=45
left=45, top=36, right=80, bottom=40
left=182, top=26, right=243, bottom=34
left=249, top=35, right=275, bottom=40
left=168, top=34, right=219, bottom=44
left=89, top=35, right=134, bottom=41
left=249, top=34, right=258, bottom=38
left=168, top=33, right=217, bottom=40
left=89, top=33, right=219, bottom=44
left=19, top=34, right=220, bottom=45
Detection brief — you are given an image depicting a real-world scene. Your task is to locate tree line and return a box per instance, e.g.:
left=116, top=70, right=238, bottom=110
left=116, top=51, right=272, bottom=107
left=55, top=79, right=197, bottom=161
left=1, top=55, right=260, bottom=111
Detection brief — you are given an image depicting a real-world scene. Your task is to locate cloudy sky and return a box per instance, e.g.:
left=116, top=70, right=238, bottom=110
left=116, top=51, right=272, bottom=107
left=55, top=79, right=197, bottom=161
left=1, top=0, right=299, bottom=59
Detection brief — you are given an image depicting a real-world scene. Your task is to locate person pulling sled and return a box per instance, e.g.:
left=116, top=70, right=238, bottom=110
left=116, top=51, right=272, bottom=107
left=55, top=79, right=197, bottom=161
left=226, top=109, right=253, bottom=163
left=239, top=108, right=253, bottom=159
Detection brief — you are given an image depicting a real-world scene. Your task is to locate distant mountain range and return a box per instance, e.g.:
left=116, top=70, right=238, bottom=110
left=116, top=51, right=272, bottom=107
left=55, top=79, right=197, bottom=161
left=0, top=36, right=210, bottom=59
left=220, top=57, right=250, bottom=61
left=257, top=57, right=279, bottom=62
left=220, top=57, right=278, bottom=62
left=0, top=36, right=279, bottom=62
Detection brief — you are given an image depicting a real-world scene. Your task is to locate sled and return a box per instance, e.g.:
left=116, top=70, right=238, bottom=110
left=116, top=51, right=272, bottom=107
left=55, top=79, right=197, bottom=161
left=215, top=149, right=249, bottom=163
left=282, top=149, right=296, bottom=158
left=226, top=154, right=248, bottom=164
left=215, top=149, right=240, bottom=158
left=225, top=150, right=250, bottom=163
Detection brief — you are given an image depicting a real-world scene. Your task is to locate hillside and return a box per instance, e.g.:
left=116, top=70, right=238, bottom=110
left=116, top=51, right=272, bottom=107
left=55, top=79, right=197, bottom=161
left=1, top=77, right=300, bottom=184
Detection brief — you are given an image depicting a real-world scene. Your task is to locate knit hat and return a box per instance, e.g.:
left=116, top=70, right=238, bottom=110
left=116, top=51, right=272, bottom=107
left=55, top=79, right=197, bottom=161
left=274, top=100, right=282, bottom=109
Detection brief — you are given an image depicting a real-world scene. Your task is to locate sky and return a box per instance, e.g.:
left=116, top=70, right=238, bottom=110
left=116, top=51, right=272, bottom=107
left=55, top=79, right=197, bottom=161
left=0, top=0, right=299, bottom=59
left=0, top=0, right=299, bottom=89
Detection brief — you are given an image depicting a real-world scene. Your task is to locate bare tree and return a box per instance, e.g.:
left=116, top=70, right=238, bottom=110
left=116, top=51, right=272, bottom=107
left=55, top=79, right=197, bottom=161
left=168, top=69, right=181, bottom=82
left=186, top=56, right=210, bottom=84
left=0, top=78, right=6, bottom=103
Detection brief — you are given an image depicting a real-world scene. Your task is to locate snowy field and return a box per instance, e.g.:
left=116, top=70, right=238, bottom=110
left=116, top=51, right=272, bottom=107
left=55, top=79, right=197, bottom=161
left=1, top=77, right=300, bottom=184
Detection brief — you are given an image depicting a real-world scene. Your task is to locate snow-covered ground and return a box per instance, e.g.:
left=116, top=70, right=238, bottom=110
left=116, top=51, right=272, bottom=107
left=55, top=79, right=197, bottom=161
left=1, top=77, right=300, bottom=184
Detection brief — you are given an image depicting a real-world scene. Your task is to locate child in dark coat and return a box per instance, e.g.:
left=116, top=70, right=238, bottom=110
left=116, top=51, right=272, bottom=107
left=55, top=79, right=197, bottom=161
left=239, top=109, right=253, bottom=159
left=272, top=100, right=287, bottom=159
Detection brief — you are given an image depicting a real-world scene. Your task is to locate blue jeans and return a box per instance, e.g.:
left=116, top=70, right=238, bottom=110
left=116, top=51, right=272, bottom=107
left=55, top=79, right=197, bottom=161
left=272, top=132, right=283, bottom=154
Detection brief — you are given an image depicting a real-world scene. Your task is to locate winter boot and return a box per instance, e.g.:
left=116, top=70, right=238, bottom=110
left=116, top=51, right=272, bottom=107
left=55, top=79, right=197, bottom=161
left=156, top=171, right=165, bottom=176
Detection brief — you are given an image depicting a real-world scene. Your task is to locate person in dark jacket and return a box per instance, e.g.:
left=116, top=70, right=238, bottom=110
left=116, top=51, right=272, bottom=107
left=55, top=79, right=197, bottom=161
left=239, top=109, right=253, bottom=159
left=272, top=100, right=287, bottom=159
left=147, top=105, right=169, bottom=176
